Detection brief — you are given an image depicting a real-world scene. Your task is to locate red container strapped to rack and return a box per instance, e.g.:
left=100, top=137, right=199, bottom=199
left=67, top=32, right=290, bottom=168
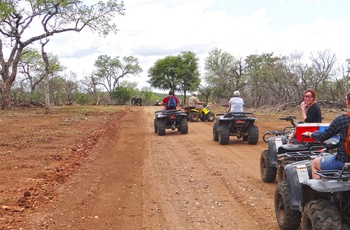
left=295, top=123, right=331, bottom=142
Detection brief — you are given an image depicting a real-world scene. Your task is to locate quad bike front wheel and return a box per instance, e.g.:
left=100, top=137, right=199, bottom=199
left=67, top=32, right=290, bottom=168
left=274, top=182, right=301, bottom=230
left=206, top=112, right=215, bottom=122
left=302, top=200, right=342, bottom=230
left=260, top=150, right=277, bottom=183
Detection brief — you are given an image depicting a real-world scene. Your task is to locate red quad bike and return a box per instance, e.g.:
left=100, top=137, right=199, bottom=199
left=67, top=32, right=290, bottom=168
left=153, top=109, right=188, bottom=136
left=183, top=104, right=215, bottom=122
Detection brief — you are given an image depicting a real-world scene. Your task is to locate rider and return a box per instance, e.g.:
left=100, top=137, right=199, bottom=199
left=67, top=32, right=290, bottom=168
left=303, top=91, right=350, bottom=179
left=160, top=90, right=180, bottom=110
left=227, top=90, right=244, bottom=113
left=301, top=88, right=322, bottom=123
left=189, top=93, right=205, bottom=115
left=288, top=88, right=322, bottom=142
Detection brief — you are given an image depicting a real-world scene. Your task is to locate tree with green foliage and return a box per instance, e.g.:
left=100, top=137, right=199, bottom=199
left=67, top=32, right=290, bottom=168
left=204, top=48, right=247, bottom=99
left=94, top=55, right=142, bottom=93
left=0, top=0, right=125, bottom=109
left=245, top=53, right=280, bottom=108
left=148, top=51, right=200, bottom=103
left=18, top=47, right=65, bottom=93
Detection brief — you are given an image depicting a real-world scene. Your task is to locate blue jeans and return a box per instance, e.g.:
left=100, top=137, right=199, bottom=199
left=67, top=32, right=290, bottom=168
left=320, top=154, right=344, bottom=170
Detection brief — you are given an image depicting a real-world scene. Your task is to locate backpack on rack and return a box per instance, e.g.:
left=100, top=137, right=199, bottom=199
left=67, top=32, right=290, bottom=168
left=344, top=112, right=350, bottom=156
left=167, top=97, right=176, bottom=109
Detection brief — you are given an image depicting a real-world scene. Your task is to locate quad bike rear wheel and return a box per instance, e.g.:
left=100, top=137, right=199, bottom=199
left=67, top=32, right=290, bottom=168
left=154, top=118, right=157, bottom=133
left=189, top=112, right=199, bottom=122
left=206, top=112, right=215, bottom=122
left=274, top=182, right=301, bottom=230
left=157, top=120, right=166, bottom=136
left=178, top=118, right=188, bottom=134
left=260, top=150, right=277, bottom=183
left=302, top=200, right=342, bottom=230
left=213, top=123, right=219, bottom=141
left=219, top=125, right=230, bottom=145
left=247, top=124, right=259, bottom=144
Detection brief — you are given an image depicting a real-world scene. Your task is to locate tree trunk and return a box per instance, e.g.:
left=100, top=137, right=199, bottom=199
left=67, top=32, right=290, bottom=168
left=1, top=81, right=12, bottom=110
left=41, top=42, right=51, bottom=114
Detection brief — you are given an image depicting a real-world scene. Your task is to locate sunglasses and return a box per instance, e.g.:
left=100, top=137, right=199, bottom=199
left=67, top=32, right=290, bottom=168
left=304, top=96, right=313, bottom=99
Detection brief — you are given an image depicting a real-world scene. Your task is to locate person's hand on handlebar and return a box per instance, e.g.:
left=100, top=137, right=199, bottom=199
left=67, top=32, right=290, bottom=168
left=302, top=132, right=313, bottom=137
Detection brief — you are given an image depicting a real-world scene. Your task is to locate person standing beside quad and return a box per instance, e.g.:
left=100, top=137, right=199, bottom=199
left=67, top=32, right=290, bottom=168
left=227, top=90, right=244, bottom=113
left=303, top=91, right=350, bottom=179
left=160, top=90, right=180, bottom=110
left=189, top=93, right=205, bottom=115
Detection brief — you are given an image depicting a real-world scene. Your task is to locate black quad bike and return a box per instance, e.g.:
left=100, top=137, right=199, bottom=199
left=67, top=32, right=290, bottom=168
left=273, top=137, right=338, bottom=184
left=183, top=104, right=215, bottom=122
left=260, top=116, right=324, bottom=183
left=273, top=139, right=350, bottom=230
left=154, top=109, right=188, bottom=136
left=212, top=112, right=259, bottom=145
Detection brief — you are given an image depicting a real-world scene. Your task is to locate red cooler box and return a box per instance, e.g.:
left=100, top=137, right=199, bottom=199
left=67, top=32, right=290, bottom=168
left=295, top=123, right=319, bottom=142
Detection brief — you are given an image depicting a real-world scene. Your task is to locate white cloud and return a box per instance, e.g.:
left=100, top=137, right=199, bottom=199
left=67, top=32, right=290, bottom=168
left=37, top=0, right=350, bottom=90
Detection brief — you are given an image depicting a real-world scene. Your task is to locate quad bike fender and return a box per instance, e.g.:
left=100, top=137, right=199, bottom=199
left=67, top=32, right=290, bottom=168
left=302, top=179, right=350, bottom=193
left=267, top=136, right=288, bottom=167
left=284, top=160, right=313, bottom=211
left=155, top=114, right=167, bottom=119
left=202, top=107, right=211, bottom=115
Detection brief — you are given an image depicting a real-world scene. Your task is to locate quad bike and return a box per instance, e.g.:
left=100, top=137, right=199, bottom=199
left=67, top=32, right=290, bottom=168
left=273, top=138, right=350, bottom=230
left=154, top=109, right=188, bottom=136
left=183, top=104, right=215, bottom=122
left=260, top=116, right=330, bottom=183
left=212, top=112, right=259, bottom=145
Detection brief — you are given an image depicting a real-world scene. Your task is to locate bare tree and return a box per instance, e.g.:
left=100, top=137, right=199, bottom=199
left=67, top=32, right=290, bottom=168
left=0, top=0, right=125, bottom=109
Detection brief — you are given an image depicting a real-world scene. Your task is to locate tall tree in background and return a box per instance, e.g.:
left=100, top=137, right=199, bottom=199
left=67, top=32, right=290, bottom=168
left=148, top=55, right=180, bottom=93
left=148, top=51, right=200, bottom=103
left=245, top=53, right=280, bottom=108
left=94, top=55, right=142, bottom=94
left=0, top=0, right=125, bottom=109
left=176, top=51, right=200, bottom=103
left=18, top=48, right=64, bottom=93
left=204, top=48, right=246, bottom=99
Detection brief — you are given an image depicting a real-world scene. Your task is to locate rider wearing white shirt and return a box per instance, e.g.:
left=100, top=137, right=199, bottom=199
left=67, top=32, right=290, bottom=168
left=227, top=90, right=244, bottom=113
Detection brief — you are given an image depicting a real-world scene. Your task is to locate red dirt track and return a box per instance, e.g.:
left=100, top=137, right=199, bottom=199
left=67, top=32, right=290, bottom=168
left=0, top=105, right=336, bottom=229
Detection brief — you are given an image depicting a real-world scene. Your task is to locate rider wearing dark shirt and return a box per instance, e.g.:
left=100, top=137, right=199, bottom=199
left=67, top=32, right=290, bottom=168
left=301, top=88, right=322, bottom=123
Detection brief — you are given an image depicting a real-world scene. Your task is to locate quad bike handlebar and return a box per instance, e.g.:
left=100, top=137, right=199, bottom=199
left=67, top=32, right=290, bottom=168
left=262, top=115, right=300, bottom=143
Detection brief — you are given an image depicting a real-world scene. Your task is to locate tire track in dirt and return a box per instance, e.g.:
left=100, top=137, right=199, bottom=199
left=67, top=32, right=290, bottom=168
left=142, top=107, right=279, bottom=229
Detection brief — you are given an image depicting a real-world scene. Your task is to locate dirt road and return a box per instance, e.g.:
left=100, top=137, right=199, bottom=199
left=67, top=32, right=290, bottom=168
left=1, top=105, right=314, bottom=229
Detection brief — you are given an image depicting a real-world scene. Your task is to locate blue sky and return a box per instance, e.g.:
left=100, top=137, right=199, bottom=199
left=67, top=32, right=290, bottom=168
left=46, top=0, right=350, bottom=90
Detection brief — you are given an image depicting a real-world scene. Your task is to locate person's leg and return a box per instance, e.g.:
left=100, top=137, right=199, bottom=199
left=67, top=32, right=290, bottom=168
left=317, top=154, right=344, bottom=179
left=311, top=157, right=321, bottom=179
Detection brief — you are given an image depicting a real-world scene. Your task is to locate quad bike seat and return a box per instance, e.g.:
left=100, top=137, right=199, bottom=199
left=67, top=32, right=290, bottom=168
left=278, top=144, right=309, bottom=153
